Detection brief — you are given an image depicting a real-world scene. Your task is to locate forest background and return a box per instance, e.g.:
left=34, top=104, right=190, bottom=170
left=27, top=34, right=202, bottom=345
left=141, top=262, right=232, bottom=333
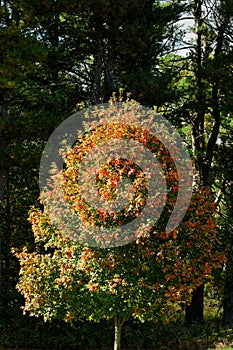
left=0, top=0, right=233, bottom=349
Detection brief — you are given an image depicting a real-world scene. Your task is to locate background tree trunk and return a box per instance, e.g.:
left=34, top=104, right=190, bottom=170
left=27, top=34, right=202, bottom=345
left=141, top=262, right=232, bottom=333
left=185, top=0, right=228, bottom=324
left=91, top=15, right=104, bottom=104
left=222, top=225, right=233, bottom=327
left=223, top=271, right=233, bottom=326
left=185, top=284, right=204, bottom=324
left=0, top=164, right=8, bottom=297
left=0, top=129, right=9, bottom=297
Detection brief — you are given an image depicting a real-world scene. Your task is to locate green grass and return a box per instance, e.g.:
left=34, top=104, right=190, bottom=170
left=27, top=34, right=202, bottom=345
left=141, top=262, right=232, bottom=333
left=208, top=348, right=233, bottom=350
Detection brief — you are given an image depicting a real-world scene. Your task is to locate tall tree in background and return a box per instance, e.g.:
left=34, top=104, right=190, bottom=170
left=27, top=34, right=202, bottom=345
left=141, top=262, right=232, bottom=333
left=161, top=0, right=233, bottom=323
left=64, top=0, right=185, bottom=105
left=217, top=118, right=233, bottom=326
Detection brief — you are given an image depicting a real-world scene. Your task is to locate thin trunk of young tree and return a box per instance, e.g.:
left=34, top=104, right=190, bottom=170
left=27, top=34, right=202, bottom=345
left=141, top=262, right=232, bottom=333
left=114, top=314, right=124, bottom=350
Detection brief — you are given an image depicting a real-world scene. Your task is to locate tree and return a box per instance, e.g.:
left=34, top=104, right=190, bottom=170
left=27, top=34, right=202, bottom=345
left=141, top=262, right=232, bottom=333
left=160, top=0, right=233, bottom=323
left=15, top=102, right=225, bottom=350
left=214, top=116, right=233, bottom=326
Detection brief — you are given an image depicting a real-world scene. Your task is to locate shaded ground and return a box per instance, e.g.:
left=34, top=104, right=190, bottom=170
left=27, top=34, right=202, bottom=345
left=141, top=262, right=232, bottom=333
left=1, top=314, right=233, bottom=350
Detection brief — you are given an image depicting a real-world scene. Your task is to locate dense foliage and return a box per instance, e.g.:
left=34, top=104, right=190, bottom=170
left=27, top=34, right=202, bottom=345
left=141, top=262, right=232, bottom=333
left=0, top=0, right=233, bottom=349
left=15, top=102, right=226, bottom=349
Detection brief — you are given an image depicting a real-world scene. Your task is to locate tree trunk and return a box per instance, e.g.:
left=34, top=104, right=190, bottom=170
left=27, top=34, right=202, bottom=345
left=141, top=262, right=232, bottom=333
left=223, top=287, right=233, bottom=327
left=103, top=45, right=114, bottom=102
left=0, top=166, right=8, bottom=295
left=186, top=0, right=206, bottom=324
left=0, top=132, right=8, bottom=296
left=114, top=314, right=124, bottom=350
left=186, top=0, right=227, bottom=324
left=185, top=284, right=204, bottom=324
left=222, top=235, right=233, bottom=327
left=91, top=16, right=104, bottom=105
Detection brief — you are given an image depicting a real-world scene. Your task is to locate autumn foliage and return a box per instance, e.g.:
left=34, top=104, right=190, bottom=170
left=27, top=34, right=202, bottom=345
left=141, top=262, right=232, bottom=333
left=15, top=102, right=225, bottom=336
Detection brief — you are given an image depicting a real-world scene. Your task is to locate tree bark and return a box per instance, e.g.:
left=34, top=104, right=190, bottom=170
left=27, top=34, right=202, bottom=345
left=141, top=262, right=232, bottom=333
left=91, top=15, right=104, bottom=105
left=186, top=0, right=206, bottom=324
left=114, top=314, right=124, bottom=350
left=186, top=0, right=228, bottom=324
left=222, top=228, right=233, bottom=327
left=0, top=132, right=8, bottom=296
left=0, top=88, right=11, bottom=297
left=185, top=284, right=204, bottom=324
left=223, top=263, right=233, bottom=327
